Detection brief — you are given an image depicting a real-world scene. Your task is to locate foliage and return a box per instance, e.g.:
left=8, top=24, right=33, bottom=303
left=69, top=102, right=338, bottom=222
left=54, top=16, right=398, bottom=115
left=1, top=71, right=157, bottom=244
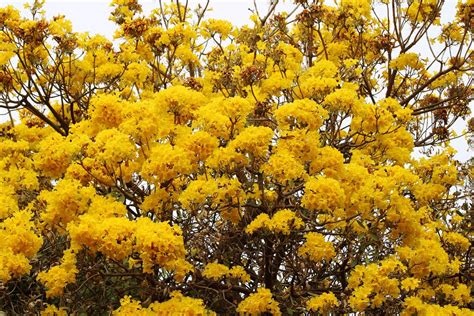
left=0, top=0, right=472, bottom=314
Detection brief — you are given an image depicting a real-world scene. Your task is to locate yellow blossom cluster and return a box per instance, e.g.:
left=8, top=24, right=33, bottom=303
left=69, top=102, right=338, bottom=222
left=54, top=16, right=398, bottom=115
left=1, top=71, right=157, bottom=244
left=178, top=178, right=217, bottom=210
left=389, top=53, right=424, bottom=70
left=348, top=258, right=405, bottom=311
left=236, top=288, right=281, bottom=316
left=38, top=179, right=96, bottom=229
left=0, top=137, right=39, bottom=192
left=274, top=99, right=328, bottom=131
left=299, top=60, right=339, bottom=99
left=70, top=215, right=189, bottom=271
left=396, top=236, right=458, bottom=278
left=261, top=149, right=307, bottom=183
left=89, top=94, right=126, bottom=130
left=298, top=232, right=336, bottom=263
left=351, top=98, right=414, bottom=164
left=37, top=249, right=78, bottom=298
left=201, top=19, right=233, bottom=39
left=41, top=304, right=68, bottom=316
left=308, top=146, right=344, bottom=177
left=0, top=211, right=43, bottom=282
left=405, top=0, right=441, bottom=24
left=302, top=176, right=345, bottom=212
left=229, top=126, right=274, bottom=159
left=113, top=292, right=216, bottom=315
left=141, top=143, right=193, bottom=184
left=443, top=231, right=471, bottom=251
left=133, top=217, right=191, bottom=277
left=202, top=261, right=250, bottom=283
left=34, top=132, right=81, bottom=178
left=245, top=209, right=304, bottom=235
left=195, top=97, right=253, bottom=140
left=155, top=86, right=207, bottom=124
left=323, top=84, right=362, bottom=112
left=402, top=296, right=473, bottom=316
left=340, top=0, right=372, bottom=20
left=306, top=292, right=339, bottom=314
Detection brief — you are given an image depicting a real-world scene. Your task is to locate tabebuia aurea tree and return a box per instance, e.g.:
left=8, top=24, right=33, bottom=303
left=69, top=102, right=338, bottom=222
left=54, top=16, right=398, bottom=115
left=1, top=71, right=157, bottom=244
left=0, top=0, right=472, bottom=314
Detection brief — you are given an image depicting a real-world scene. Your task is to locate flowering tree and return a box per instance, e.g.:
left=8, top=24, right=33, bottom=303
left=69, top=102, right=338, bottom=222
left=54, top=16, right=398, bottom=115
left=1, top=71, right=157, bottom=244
left=0, top=0, right=472, bottom=314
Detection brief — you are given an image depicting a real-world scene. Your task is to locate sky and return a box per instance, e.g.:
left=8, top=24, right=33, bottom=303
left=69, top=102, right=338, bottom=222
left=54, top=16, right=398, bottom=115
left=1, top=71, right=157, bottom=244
left=1, top=0, right=472, bottom=161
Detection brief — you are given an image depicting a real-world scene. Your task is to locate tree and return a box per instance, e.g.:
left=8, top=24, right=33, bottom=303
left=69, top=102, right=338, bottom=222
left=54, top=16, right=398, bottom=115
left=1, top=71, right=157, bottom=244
left=0, top=0, right=472, bottom=314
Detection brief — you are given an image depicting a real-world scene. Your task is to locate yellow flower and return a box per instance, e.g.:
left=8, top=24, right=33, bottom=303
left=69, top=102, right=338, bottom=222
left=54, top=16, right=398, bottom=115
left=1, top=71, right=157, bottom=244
left=262, top=149, right=307, bottom=183
left=389, top=53, right=423, bottom=70
left=268, top=209, right=304, bottom=234
left=38, top=179, right=96, bottom=229
left=401, top=277, right=420, bottom=291
left=88, top=128, right=136, bottom=164
left=340, top=0, right=371, bottom=19
left=202, top=262, right=250, bottom=283
left=201, top=19, right=233, bottom=39
left=141, top=143, right=193, bottom=184
left=348, top=258, right=405, bottom=311
left=444, top=231, right=470, bottom=251
left=245, top=209, right=304, bottom=235
left=306, top=292, right=339, bottom=313
left=323, top=86, right=361, bottom=112
left=155, top=85, right=207, bottom=124
left=114, top=292, right=216, bottom=315
left=37, top=249, right=78, bottom=298
left=202, top=262, right=229, bottom=281
left=34, top=133, right=83, bottom=178
left=245, top=213, right=270, bottom=234
left=302, top=176, right=346, bottom=212
left=89, top=94, right=126, bottom=129
left=0, top=211, right=43, bottom=282
left=179, top=179, right=218, bottom=211
left=229, top=126, right=274, bottom=159
left=299, top=60, right=339, bottom=98
left=178, top=130, right=219, bottom=163
left=236, top=288, right=281, bottom=316
left=41, top=304, right=68, bottom=316
left=298, top=232, right=335, bottom=262
left=275, top=99, right=328, bottom=131
left=228, top=266, right=251, bottom=283
left=134, top=217, right=190, bottom=277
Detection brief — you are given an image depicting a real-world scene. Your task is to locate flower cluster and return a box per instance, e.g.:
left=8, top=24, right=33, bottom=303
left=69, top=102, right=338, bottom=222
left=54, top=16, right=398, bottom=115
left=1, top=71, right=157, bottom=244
left=245, top=209, right=304, bottom=235
left=202, top=261, right=250, bottom=283
left=236, top=288, right=281, bottom=316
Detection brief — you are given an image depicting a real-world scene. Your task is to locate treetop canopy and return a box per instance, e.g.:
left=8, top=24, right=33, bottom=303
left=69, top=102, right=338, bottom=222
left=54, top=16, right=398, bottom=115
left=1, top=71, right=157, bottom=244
left=0, top=0, right=472, bottom=314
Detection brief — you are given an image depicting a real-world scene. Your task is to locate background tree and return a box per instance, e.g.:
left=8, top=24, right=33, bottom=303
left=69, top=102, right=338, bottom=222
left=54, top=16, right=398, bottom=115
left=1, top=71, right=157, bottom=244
left=0, top=0, right=472, bottom=314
